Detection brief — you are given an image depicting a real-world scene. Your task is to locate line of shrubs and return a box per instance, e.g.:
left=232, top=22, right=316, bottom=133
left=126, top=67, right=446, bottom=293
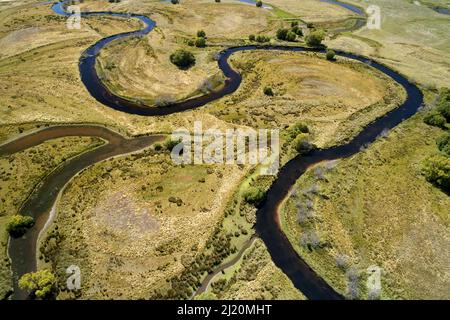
left=153, top=226, right=236, bottom=299
left=422, top=88, right=450, bottom=193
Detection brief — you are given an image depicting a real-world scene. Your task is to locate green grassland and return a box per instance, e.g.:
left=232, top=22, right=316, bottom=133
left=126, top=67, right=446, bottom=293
left=280, top=104, right=450, bottom=299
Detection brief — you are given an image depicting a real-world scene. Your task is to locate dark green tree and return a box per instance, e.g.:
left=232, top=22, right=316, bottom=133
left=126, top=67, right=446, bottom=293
left=7, top=215, right=34, bottom=238
left=243, top=187, right=265, bottom=206
left=306, top=29, right=325, bottom=47
left=195, top=37, right=206, bottom=48
left=437, top=133, right=450, bottom=155
left=293, top=134, right=315, bottom=155
left=286, top=31, right=297, bottom=42
left=170, top=49, right=196, bottom=69
left=422, top=154, right=450, bottom=192
left=263, top=86, right=274, bottom=96
left=424, top=111, right=447, bottom=128
left=276, top=28, right=289, bottom=40
left=326, top=49, right=336, bottom=61
left=291, top=25, right=303, bottom=36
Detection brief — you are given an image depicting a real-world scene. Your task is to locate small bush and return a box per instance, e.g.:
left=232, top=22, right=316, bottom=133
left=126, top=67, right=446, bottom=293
left=243, top=187, right=265, bottom=206
left=164, top=138, right=182, bottom=152
left=306, top=29, right=325, bottom=47
left=289, top=122, right=309, bottom=138
left=171, top=0, right=179, bottom=4
left=293, top=134, right=315, bottom=155
left=424, top=111, right=447, bottom=128
left=276, top=28, right=289, bottom=41
left=422, top=154, right=450, bottom=192
left=291, top=25, right=303, bottom=36
left=7, top=215, right=34, bottom=237
left=437, top=133, right=450, bottom=155
left=187, top=39, right=194, bottom=46
left=249, top=34, right=255, bottom=41
left=256, top=1, right=262, bottom=8
left=154, top=143, right=163, bottom=151
left=263, top=86, right=274, bottom=96
left=437, top=101, right=450, bottom=121
left=256, top=35, right=270, bottom=43
left=195, top=37, right=206, bottom=48
left=286, top=31, right=297, bottom=42
left=291, top=21, right=299, bottom=28
left=439, top=88, right=450, bottom=104
left=170, top=49, right=195, bottom=69
left=215, top=0, right=221, bottom=2
left=197, top=30, right=206, bottom=38
left=326, top=49, right=336, bottom=61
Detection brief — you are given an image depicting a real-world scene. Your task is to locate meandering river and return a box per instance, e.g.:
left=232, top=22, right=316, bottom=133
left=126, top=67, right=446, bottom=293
left=3, top=1, right=423, bottom=300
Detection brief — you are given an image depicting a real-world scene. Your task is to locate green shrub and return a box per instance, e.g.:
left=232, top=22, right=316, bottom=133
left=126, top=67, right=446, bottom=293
left=289, top=122, right=309, bottom=138
left=256, top=35, right=270, bottom=43
left=424, top=111, right=447, bottom=128
left=422, top=154, right=450, bottom=192
left=170, top=49, right=195, bottom=69
left=243, top=187, right=265, bottom=206
left=306, top=29, right=325, bottom=47
left=439, top=88, right=450, bottom=104
left=154, top=143, right=163, bottom=151
left=291, top=25, right=303, bottom=36
left=291, top=21, right=299, bottom=28
left=249, top=34, right=255, bottom=41
left=256, top=0, right=262, bottom=8
left=286, top=31, right=297, bottom=42
left=326, top=49, right=336, bottom=61
left=276, top=28, right=289, bottom=40
left=437, top=101, right=450, bottom=121
left=437, top=133, right=450, bottom=155
left=7, top=215, right=34, bottom=237
left=19, top=270, right=57, bottom=299
left=293, top=133, right=315, bottom=155
left=197, top=30, right=206, bottom=38
left=171, top=0, right=179, bottom=4
left=263, top=86, right=274, bottom=96
left=164, top=138, right=182, bottom=152
left=195, top=37, right=206, bottom=48
left=215, top=0, right=221, bottom=2
left=187, top=39, right=194, bottom=46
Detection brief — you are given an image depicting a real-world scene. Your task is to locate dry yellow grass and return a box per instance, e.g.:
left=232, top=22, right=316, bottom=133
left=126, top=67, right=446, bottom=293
left=39, top=150, right=248, bottom=299
left=327, top=0, right=450, bottom=88
left=96, top=34, right=223, bottom=105
left=265, top=0, right=357, bottom=22
left=214, top=50, right=404, bottom=148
